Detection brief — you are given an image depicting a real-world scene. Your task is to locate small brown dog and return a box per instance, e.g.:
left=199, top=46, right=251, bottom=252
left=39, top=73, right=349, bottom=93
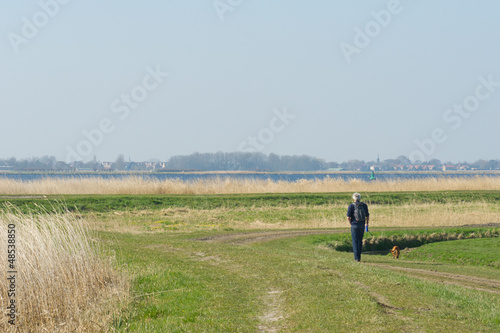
left=391, top=246, right=400, bottom=259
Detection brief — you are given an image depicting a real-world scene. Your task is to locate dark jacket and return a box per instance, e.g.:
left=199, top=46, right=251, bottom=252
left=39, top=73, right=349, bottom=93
left=347, top=201, right=369, bottom=223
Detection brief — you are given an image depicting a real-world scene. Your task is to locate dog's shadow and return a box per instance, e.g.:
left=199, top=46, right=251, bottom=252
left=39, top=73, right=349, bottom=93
left=362, top=249, right=445, bottom=266
left=364, top=255, right=444, bottom=266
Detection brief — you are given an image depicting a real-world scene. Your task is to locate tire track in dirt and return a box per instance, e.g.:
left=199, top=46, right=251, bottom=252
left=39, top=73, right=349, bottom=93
left=0, top=195, right=47, bottom=199
left=365, top=263, right=500, bottom=294
left=194, top=225, right=499, bottom=246
left=317, top=265, right=402, bottom=311
left=190, top=239, right=288, bottom=332
left=193, top=229, right=347, bottom=245
left=318, top=266, right=414, bottom=324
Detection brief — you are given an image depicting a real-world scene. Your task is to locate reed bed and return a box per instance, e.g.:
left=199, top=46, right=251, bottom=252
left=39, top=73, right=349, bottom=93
left=0, top=207, right=128, bottom=332
left=0, top=176, right=499, bottom=195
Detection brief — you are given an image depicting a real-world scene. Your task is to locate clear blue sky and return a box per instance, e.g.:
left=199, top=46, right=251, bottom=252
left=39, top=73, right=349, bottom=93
left=1, top=1, right=500, bottom=163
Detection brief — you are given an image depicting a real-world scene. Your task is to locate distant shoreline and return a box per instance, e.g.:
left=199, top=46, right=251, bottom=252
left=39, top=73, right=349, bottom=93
left=1, top=170, right=499, bottom=175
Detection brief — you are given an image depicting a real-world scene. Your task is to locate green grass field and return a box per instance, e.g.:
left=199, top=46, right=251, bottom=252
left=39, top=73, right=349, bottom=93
left=2, top=191, right=499, bottom=332
left=2, top=190, right=500, bottom=213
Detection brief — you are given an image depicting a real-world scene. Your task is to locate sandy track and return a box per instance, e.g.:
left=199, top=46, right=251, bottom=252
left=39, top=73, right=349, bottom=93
left=365, top=263, right=500, bottom=294
left=193, top=224, right=499, bottom=245
left=193, top=229, right=346, bottom=245
left=0, top=195, right=48, bottom=199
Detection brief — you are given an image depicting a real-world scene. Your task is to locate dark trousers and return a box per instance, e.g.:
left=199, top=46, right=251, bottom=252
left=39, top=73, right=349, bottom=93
left=351, top=223, right=365, bottom=261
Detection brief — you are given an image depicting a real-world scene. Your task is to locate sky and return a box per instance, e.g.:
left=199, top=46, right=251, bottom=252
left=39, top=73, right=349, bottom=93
left=1, top=0, right=500, bottom=163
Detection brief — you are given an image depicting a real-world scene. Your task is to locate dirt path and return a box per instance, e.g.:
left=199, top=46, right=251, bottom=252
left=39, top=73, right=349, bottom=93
left=257, top=290, right=285, bottom=333
left=0, top=195, right=47, bottom=199
left=365, top=263, right=500, bottom=294
left=193, top=229, right=346, bottom=244
left=192, top=228, right=499, bottom=330
left=195, top=229, right=500, bottom=294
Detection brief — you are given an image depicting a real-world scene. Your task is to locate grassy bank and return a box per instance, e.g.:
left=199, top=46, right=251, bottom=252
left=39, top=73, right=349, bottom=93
left=313, top=227, right=500, bottom=255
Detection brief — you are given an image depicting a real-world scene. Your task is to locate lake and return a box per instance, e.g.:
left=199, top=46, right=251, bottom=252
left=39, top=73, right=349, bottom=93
left=1, top=172, right=498, bottom=182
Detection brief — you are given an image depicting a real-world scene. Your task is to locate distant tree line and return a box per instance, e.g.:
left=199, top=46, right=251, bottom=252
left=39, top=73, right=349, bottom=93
left=0, top=153, right=499, bottom=172
left=166, top=153, right=500, bottom=171
left=167, top=152, right=326, bottom=171
left=0, top=156, right=72, bottom=171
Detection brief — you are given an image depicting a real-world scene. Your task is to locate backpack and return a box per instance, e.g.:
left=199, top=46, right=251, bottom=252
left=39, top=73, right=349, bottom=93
left=353, top=202, right=366, bottom=222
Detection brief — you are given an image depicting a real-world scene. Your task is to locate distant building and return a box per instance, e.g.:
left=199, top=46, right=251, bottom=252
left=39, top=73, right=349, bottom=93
left=442, top=165, right=457, bottom=171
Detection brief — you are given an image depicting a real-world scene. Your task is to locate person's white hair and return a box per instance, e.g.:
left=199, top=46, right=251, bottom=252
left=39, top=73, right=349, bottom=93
left=352, top=192, right=361, bottom=201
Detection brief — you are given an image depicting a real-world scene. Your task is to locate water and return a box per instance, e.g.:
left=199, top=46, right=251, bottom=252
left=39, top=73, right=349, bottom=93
left=0, top=172, right=497, bottom=182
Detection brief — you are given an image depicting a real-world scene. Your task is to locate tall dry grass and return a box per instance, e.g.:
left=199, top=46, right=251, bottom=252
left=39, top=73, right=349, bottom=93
left=94, top=201, right=499, bottom=233
left=0, top=206, right=128, bottom=332
left=0, top=176, right=499, bottom=195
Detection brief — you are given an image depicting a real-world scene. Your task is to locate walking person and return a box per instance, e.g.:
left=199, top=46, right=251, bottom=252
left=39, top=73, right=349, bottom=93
left=347, top=193, right=369, bottom=262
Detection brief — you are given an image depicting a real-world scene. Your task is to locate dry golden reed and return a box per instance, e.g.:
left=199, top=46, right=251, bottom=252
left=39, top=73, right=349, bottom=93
left=0, top=207, right=128, bottom=332
left=0, top=175, right=499, bottom=195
